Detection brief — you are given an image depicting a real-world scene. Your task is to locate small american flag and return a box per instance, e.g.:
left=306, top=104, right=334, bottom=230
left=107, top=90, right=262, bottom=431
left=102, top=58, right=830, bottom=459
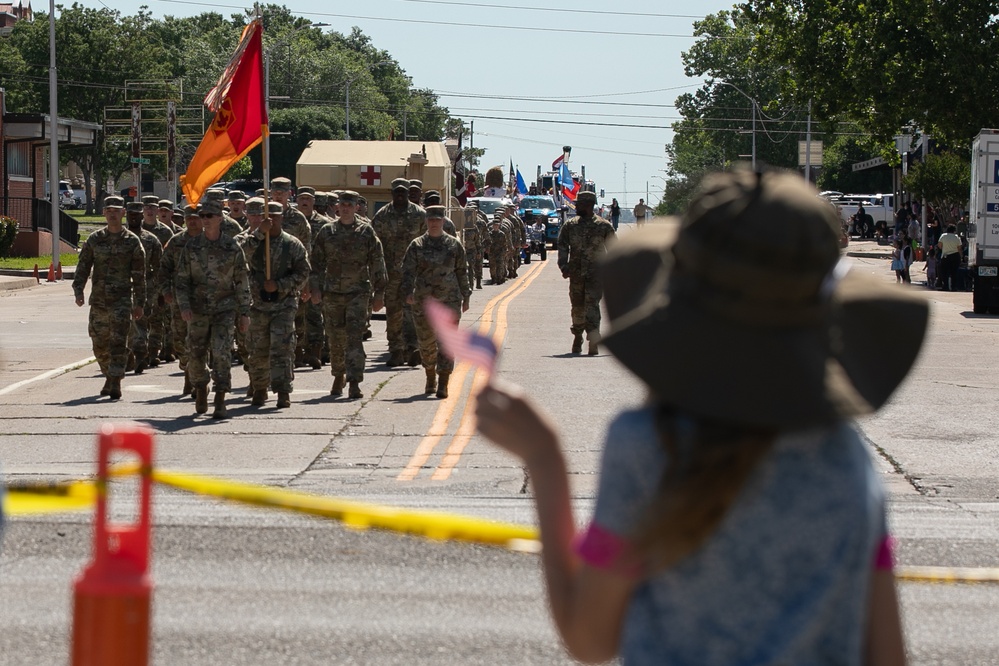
left=424, top=298, right=498, bottom=374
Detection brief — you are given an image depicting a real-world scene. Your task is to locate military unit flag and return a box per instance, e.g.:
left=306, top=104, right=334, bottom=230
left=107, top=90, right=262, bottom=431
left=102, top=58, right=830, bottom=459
left=181, top=20, right=268, bottom=205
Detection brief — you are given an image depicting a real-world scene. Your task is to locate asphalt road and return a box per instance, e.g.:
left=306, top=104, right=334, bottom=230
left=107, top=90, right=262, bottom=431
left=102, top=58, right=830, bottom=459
left=1, top=227, right=998, bottom=664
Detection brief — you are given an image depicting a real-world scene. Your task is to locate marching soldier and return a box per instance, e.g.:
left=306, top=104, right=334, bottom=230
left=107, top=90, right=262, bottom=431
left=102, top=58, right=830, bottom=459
left=139, top=196, right=173, bottom=365
left=269, top=176, right=313, bottom=369
left=157, top=199, right=179, bottom=233
left=556, top=190, right=616, bottom=355
left=454, top=197, right=485, bottom=290
left=310, top=190, right=387, bottom=400
left=203, top=188, right=243, bottom=239
left=176, top=198, right=251, bottom=419
left=422, top=190, right=457, bottom=236
left=298, top=186, right=331, bottom=368
left=408, top=179, right=423, bottom=206
left=487, top=216, right=509, bottom=285
left=126, top=202, right=163, bottom=374
left=370, top=178, right=427, bottom=367
left=72, top=196, right=146, bottom=400
left=159, top=204, right=203, bottom=396
left=400, top=205, right=471, bottom=399
left=243, top=201, right=310, bottom=408
left=233, top=197, right=269, bottom=392
left=227, top=190, right=248, bottom=230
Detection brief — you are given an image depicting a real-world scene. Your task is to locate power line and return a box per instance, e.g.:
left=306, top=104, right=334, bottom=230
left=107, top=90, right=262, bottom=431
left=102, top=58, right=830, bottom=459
left=154, top=0, right=698, bottom=38
left=390, top=0, right=703, bottom=20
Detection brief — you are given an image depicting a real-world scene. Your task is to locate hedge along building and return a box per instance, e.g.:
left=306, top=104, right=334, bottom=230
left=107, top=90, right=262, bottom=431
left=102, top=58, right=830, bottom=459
left=296, top=140, right=452, bottom=216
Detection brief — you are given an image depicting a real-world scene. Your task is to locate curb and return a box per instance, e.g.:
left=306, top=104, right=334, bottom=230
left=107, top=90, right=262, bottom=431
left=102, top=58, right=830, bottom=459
left=0, top=277, right=40, bottom=291
left=846, top=252, right=894, bottom=260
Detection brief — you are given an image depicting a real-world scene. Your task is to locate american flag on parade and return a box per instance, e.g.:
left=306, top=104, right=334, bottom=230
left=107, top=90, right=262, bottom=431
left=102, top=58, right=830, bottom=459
left=424, top=298, right=498, bottom=374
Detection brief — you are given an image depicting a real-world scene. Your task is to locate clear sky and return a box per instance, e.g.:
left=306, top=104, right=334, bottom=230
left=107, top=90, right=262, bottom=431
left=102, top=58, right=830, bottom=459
left=93, top=0, right=737, bottom=207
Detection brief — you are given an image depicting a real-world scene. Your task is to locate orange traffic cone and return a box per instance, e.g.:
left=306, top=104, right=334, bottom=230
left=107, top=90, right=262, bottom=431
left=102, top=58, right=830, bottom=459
left=56, top=263, right=63, bottom=280
left=47, top=263, right=55, bottom=283
left=33, top=264, right=40, bottom=284
left=71, top=424, right=155, bottom=666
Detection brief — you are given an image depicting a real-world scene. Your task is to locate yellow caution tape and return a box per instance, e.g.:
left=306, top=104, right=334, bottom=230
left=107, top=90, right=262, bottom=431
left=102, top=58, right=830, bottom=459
left=895, top=565, right=999, bottom=584
left=3, top=480, right=97, bottom=515
left=138, top=466, right=541, bottom=553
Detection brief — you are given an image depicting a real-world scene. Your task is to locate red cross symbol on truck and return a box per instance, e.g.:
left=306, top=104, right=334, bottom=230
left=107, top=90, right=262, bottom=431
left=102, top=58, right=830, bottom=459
left=359, top=165, right=381, bottom=186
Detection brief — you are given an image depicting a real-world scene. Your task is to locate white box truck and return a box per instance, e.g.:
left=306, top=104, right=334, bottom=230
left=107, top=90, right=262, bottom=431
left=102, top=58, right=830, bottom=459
left=969, top=129, right=999, bottom=313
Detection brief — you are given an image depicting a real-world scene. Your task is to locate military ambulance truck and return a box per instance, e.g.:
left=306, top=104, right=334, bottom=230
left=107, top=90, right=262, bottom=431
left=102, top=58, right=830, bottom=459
left=969, top=129, right=999, bottom=314
left=296, top=141, right=452, bottom=215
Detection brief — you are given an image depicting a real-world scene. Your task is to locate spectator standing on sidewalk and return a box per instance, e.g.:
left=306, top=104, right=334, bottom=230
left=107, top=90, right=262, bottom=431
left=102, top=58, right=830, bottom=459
left=609, top=198, right=621, bottom=231
left=633, top=198, right=650, bottom=227
left=476, top=170, right=922, bottom=665
left=937, top=224, right=963, bottom=291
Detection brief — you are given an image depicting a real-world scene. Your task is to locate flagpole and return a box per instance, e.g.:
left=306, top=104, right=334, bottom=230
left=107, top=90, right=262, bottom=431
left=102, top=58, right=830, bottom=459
left=260, top=12, right=271, bottom=284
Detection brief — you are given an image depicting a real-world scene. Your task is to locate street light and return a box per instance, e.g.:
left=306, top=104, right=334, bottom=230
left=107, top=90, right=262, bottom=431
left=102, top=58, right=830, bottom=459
left=716, top=81, right=758, bottom=171
left=345, top=60, right=393, bottom=140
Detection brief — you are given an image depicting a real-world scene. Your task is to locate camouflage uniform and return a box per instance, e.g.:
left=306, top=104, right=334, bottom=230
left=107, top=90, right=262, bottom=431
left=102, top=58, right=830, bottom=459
left=142, top=218, right=175, bottom=359
left=306, top=209, right=333, bottom=355
left=127, top=227, right=163, bottom=368
left=175, top=233, right=251, bottom=393
left=400, top=232, right=471, bottom=376
left=487, top=224, right=509, bottom=285
left=460, top=206, right=486, bottom=289
left=282, top=204, right=313, bottom=364
left=72, top=226, right=146, bottom=382
left=244, top=228, right=310, bottom=396
left=159, top=229, right=199, bottom=379
left=311, top=216, right=387, bottom=389
left=556, top=207, right=616, bottom=348
left=370, top=198, right=427, bottom=358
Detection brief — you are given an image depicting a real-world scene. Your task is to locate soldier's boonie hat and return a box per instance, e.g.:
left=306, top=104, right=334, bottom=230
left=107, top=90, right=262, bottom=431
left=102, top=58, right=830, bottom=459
left=297, top=186, right=316, bottom=198
left=425, top=205, right=446, bottom=219
left=338, top=190, right=359, bottom=204
left=270, top=177, right=293, bottom=192
left=245, top=197, right=265, bottom=215
left=422, top=190, right=442, bottom=205
left=158, top=199, right=174, bottom=209
left=198, top=199, right=224, bottom=216
left=103, top=195, right=125, bottom=210
left=141, top=195, right=160, bottom=206
left=126, top=202, right=143, bottom=213
left=599, top=169, right=929, bottom=430
left=184, top=204, right=199, bottom=218
left=408, top=179, right=423, bottom=190
left=267, top=201, right=284, bottom=215
left=204, top=188, right=226, bottom=202
left=391, top=178, right=410, bottom=192
left=226, top=190, right=246, bottom=201
left=576, top=191, right=597, bottom=205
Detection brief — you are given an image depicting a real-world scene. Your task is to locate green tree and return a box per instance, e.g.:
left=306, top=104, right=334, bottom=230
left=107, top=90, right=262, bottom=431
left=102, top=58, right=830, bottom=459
left=268, top=106, right=346, bottom=180
left=817, top=135, right=893, bottom=194
left=903, top=152, right=971, bottom=224
left=745, top=0, right=999, bottom=144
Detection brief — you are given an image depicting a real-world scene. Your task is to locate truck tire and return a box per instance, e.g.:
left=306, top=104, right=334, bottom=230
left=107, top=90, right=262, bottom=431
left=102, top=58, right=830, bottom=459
left=524, top=251, right=531, bottom=264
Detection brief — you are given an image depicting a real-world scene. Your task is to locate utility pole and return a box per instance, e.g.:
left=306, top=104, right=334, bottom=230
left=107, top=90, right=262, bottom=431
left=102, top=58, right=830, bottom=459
left=47, top=0, right=59, bottom=275
left=622, top=162, right=628, bottom=208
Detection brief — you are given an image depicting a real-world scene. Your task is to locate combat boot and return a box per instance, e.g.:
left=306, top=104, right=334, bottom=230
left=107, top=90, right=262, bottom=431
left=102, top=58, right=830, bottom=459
left=212, top=391, right=227, bottom=420
left=276, top=392, right=291, bottom=408
left=387, top=350, right=406, bottom=367
left=107, top=377, right=122, bottom=401
left=571, top=332, right=583, bottom=355
left=182, top=374, right=192, bottom=398
left=348, top=381, right=363, bottom=399
left=305, top=344, right=322, bottom=370
left=294, top=347, right=307, bottom=368
left=126, top=353, right=136, bottom=373
left=100, top=377, right=111, bottom=397
left=436, top=371, right=451, bottom=399
left=424, top=367, right=437, bottom=395
left=195, top=386, right=209, bottom=414
left=362, top=330, right=372, bottom=341
left=147, top=349, right=160, bottom=368
left=246, top=385, right=254, bottom=398
left=134, top=355, right=146, bottom=375
left=251, top=388, right=268, bottom=406
left=330, top=374, right=345, bottom=396
left=587, top=331, right=599, bottom=356
left=407, top=348, right=422, bottom=367
left=476, top=278, right=482, bottom=290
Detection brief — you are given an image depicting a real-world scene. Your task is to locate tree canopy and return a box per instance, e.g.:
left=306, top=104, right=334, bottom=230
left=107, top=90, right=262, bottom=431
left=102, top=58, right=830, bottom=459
left=0, top=4, right=456, bottom=208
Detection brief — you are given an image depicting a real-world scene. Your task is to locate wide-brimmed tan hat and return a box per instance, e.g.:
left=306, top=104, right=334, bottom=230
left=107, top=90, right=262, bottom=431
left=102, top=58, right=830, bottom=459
left=600, top=170, right=929, bottom=429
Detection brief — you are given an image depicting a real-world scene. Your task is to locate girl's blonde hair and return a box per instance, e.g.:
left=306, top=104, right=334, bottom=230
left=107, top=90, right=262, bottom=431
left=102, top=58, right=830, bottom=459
left=630, top=405, right=776, bottom=571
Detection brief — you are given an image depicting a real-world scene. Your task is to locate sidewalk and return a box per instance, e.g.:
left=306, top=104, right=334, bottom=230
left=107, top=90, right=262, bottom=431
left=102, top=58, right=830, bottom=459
left=844, top=237, right=894, bottom=259
left=0, top=266, right=76, bottom=291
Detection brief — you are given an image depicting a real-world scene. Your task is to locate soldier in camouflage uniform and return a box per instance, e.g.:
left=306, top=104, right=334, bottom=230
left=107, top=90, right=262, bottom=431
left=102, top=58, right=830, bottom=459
left=371, top=178, right=427, bottom=367
left=160, top=205, right=203, bottom=396
left=310, top=190, right=387, bottom=400
left=453, top=197, right=485, bottom=290
left=176, top=198, right=251, bottom=419
left=157, top=199, right=179, bottom=234
left=556, top=190, right=616, bottom=355
left=233, top=197, right=269, bottom=395
left=243, top=201, right=310, bottom=408
left=487, top=217, right=509, bottom=286
left=72, top=196, right=146, bottom=400
left=126, top=202, right=163, bottom=374
left=203, top=188, right=244, bottom=239
left=270, top=176, right=313, bottom=369
left=226, top=190, right=248, bottom=230
left=422, top=190, right=457, bottom=236
left=505, top=204, right=527, bottom=274
left=136, top=196, right=173, bottom=366
left=408, top=180, right=423, bottom=206
left=401, top=205, right=471, bottom=399
left=298, top=186, right=331, bottom=369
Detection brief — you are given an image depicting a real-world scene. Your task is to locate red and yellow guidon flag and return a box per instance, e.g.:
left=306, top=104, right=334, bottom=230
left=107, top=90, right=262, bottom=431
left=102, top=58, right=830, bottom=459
left=181, top=20, right=268, bottom=205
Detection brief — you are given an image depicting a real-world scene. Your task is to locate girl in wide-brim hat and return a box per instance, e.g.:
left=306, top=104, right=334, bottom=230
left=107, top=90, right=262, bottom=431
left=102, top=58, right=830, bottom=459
left=476, top=169, right=926, bottom=664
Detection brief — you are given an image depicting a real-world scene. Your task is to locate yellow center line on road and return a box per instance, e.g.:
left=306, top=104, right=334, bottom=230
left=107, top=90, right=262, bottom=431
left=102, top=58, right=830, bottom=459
left=396, top=259, right=547, bottom=481
left=431, top=263, right=547, bottom=480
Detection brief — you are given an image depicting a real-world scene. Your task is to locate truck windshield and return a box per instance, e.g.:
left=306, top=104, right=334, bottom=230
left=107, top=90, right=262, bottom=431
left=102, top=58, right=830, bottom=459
left=520, top=196, right=556, bottom=209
